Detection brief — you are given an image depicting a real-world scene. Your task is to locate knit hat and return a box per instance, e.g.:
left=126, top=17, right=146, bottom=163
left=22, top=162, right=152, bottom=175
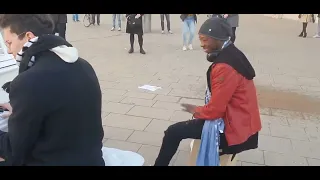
left=198, top=17, right=232, bottom=41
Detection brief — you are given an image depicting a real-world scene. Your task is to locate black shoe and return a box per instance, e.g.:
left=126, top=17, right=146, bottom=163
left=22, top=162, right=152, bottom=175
left=298, top=32, right=303, bottom=37
left=128, top=48, right=134, bottom=54
left=303, top=33, right=307, bottom=38
left=140, top=48, right=146, bottom=54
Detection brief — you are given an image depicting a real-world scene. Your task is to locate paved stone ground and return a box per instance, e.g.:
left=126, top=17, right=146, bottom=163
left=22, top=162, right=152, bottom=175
left=66, top=14, right=320, bottom=166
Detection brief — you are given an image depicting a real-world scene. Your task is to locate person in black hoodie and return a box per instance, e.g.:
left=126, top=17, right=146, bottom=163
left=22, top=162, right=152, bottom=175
left=0, top=14, right=104, bottom=166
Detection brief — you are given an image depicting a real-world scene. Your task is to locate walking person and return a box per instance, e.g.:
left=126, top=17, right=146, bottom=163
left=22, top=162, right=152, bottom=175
left=160, top=14, right=172, bottom=34
left=181, top=14, right=197, bottom=51
left=126, top=14, right=146, bottom=54
left=111, top=14, right=121, bottom=31
left=0, top=14, right=104, bottom=166
left=313, top=14, right=320, bottom=38
left=72, top=14, right=79, bottom=22
left=154, top=17, right=261, bottom=166
left=298, top=14, right=315, bottom=38
left=91, top=14, right=100, bottom=26
left=223, top=14, right=239, bottom=43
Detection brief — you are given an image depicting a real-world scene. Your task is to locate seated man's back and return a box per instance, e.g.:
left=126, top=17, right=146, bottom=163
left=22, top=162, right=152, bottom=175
left=0, top=14, right=104, bottom=166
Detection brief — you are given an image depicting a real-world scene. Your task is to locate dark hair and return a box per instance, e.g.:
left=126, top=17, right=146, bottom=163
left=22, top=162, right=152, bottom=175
left=0, top=14, right=54, bottom=39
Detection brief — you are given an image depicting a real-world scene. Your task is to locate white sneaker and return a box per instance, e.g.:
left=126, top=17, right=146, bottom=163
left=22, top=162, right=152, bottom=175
left=161, top=31, right=165, bottom=34
left=118, top=27, right=121, bottom=31
left=188, top=44, right=193, bottom=50
left=111, top=27, right=115, bottom=31
left=182, top=46, right=187, bottom=51
left=313, top=34, right=320, bottom=38
left=168, top=30, right=173, bottom=34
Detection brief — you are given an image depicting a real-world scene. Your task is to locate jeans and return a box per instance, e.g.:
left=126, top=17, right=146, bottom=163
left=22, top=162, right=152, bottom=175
left=112, top=14, right=121, bottom=28
left=160, top=14, right=170, bottom=31
left=182, top=17, right=195, bottom=46
left=72, top=14, right=79, bottom=21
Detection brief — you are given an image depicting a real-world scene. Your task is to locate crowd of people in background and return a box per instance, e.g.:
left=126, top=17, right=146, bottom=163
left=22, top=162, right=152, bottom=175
left=55, top=14, right=319, bottom=54
left=67, top=14, right=238, bottom=53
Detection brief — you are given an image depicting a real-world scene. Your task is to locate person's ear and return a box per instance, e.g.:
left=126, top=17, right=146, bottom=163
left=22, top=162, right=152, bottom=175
left=25, top=31, right=36, bottom=40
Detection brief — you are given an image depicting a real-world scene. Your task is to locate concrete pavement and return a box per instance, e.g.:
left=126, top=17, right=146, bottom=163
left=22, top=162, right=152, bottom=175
left=67, top=14, right=320, bottom=166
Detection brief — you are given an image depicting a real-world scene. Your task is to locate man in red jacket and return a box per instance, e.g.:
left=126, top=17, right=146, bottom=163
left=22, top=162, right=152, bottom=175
left=154, top=17, right=261, bottom=166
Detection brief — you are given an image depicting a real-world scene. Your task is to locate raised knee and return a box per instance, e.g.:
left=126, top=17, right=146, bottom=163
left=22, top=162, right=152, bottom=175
left=164, top=123, right=179, bottom=137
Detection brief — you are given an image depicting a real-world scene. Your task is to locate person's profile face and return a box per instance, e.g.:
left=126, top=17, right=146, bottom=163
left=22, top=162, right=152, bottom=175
left=199, top=34, right=218, bottom=54
left=3, top=28, right=34, bottom=59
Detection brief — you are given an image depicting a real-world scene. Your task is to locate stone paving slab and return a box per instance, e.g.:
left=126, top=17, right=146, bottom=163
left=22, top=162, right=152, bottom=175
left=66, top=14, right=320, bottom=166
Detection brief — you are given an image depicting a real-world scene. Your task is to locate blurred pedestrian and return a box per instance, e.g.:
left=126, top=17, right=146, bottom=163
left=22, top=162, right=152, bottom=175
left=298, top=14, right=315, bottom=38
left=180, top=14, right=197, bottom=51
left=160, top=14, right=172, bottom=34
left=223, top=14, right=239, bottom=43
left=111, top=14, right=121, bottom=31
left=91, top=14, right=100, bottom=26
left=73, top=14, right=79, bottom=22
left=51, top=14, right=67, bottom=40
left=126, top=14, right=146, bottom=54
left=313, top=14, right=320, bottom=38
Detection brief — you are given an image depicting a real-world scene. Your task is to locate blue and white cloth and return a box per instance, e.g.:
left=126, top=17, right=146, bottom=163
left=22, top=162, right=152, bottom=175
left=196, top=88, right=225, bottom=166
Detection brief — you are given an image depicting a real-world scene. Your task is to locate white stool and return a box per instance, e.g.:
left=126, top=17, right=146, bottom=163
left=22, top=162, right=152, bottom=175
left=188, top=139, right=238, bottom=166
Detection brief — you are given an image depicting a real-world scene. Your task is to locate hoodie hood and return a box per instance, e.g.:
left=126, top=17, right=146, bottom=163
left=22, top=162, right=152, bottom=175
left=50, top=45, right=78, bottom=63
left=18, top=34, right=78, bottom=73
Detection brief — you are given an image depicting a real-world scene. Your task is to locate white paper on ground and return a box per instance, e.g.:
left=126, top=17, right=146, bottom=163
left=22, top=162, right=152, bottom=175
left=138, top=85, right=162, bottom=92
left=102, top=147, right=144, bottom=166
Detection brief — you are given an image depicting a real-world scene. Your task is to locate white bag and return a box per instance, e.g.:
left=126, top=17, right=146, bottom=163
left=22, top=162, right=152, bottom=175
left=102, top=147, right=144, bottom=166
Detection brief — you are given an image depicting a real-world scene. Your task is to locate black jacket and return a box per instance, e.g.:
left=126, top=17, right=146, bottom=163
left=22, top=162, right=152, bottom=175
left=0, top=43, right=104, bottom=166
left=51, top=14, right=67, bottom=24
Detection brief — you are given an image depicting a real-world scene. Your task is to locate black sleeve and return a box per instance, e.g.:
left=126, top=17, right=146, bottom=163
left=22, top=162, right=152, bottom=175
left=0, top=75, right=44, bottom=165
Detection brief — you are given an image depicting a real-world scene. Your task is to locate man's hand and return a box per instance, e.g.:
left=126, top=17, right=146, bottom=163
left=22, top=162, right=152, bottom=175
left=135, top=14, right=141, bottom=19
left=0, top=102, right=12, bottom=118
left=181, top=103, right=197, bottom=114
left=223, top=14, right=229, bottom=18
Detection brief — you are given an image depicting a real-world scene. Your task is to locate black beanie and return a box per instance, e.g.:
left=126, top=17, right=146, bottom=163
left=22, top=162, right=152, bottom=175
left=198, top=17, right=232, bottom=41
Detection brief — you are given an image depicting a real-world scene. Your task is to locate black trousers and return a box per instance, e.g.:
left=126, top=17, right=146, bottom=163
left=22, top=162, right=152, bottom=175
left=130, top=34, right=143, bottom=48
left=154, top=119, right=259, bottom=166
left=160, top=14, right=171, bottom=31
left=231, top=27, right=237, bottom=43
left=301, top=22, right=308, bottom=34
left=56, top=23, right=66, bottom=40
left=91, top=14, right=100, bottom=25
left=154, top=119, right=218, bottom=166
